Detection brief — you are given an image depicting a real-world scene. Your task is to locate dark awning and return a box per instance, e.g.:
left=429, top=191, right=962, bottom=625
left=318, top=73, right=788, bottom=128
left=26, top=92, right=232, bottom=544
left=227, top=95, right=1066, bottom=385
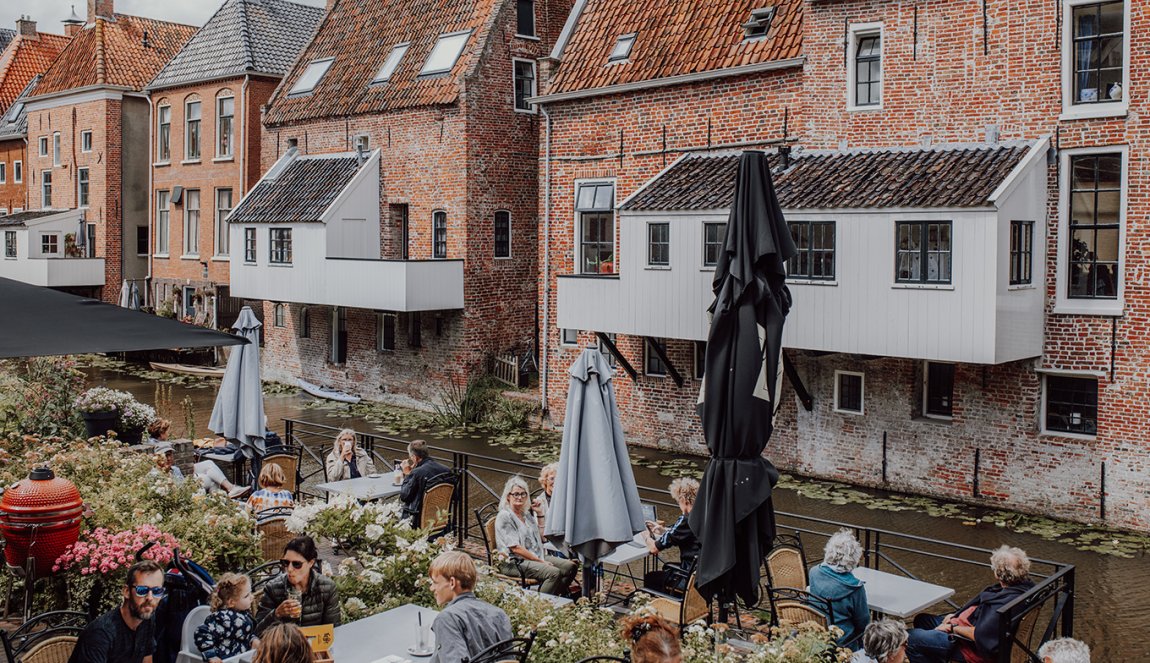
left=0, top=277, right=247, bottom=358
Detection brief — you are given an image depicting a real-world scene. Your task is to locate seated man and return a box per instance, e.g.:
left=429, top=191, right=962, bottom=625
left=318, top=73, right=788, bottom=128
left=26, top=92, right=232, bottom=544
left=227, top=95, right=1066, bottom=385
left=428, top=551, right=512, bottom=663
left=399, top=440, right=451, bottom=526
left=906, top=545, right=1035, bottom=663
left=69, top=560, right=165, bottom=663
left=641, top=477, right=701, bottom=595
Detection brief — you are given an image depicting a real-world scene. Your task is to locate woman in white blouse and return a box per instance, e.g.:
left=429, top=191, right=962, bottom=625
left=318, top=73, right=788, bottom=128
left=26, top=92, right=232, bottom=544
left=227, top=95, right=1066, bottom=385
left=494, top=476, right=577, bottom=595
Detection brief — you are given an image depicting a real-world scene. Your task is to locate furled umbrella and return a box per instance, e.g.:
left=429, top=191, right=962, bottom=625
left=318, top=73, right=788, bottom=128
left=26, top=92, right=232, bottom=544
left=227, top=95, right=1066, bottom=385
left=208, top=306, right=267, bottom=460
left=545, top=347, right=646, bottom=596
left=689, top=150, right=797, bottom=608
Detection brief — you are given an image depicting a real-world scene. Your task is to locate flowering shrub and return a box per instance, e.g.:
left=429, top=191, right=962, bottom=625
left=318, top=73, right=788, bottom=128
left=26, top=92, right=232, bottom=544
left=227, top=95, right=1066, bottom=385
left=681, top=619, right=850, bottom=663
left=0, top=358, right=84, bottom=438
left=74, top=387, right=134, bottom=414
left=120, top=401, right=157, bottom=433
left=54, top=524, right=179, bottom=575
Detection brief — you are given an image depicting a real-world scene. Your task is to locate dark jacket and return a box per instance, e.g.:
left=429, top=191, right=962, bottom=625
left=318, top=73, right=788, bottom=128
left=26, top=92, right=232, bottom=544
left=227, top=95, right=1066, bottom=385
left=655, top=513, right=701, bottom=568
left=254, top=571, right=341, bottom=634
left=399, top=457, right=451, bottom=525
left=808, top=564, right=869, bottom=649
left=956, top=580, right=1036, bottom=663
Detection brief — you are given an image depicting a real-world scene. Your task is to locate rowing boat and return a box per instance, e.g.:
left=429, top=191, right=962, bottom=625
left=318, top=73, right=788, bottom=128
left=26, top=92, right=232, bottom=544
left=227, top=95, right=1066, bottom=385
left=149, top=362, right=226, bottom=378
left=298, top=378, right=361, bottom=404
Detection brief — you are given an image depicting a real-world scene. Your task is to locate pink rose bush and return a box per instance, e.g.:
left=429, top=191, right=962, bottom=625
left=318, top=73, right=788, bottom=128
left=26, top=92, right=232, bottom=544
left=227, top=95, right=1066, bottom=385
left=54, top=524, right=179, bottom=575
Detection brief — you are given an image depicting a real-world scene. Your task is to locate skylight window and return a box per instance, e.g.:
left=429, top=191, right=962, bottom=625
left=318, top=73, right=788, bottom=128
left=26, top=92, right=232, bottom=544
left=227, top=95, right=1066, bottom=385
left=420, top=31, right=472, bottom=76
left=742, top=7, right=776, bottom=39
left=373, top=43, right=410, bottom=84
left=608, top=33, right=637, bottom=63
left=288, top=58, right=335, bottom=96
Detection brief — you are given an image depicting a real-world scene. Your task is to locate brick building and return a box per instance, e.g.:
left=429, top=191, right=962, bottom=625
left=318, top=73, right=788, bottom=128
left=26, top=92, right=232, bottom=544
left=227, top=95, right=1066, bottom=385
left=22, top=0, right=194, bottom=302
left=0, top=16, right=72, bottom=217
left=228, top=0, right=569, bottom=404
left=536, top=0, right=1150, bottom=531
left=144, top=0, right=323, bottom=327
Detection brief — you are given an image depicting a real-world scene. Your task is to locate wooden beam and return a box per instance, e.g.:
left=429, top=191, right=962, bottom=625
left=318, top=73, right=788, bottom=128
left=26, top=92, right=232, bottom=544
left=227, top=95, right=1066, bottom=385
left=646, top=337, right=684, bottom=388
left=595, top=332, right=637, bottom=381
left=782, top=351, right=813, bottom=411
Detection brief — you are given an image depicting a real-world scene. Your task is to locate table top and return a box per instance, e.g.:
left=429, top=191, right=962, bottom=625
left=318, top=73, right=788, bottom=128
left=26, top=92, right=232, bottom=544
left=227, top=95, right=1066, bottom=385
left=854, top=566, right=956, bottom=618
left=330, top=604, right=439, bottom=663
left=545, top=533, right=651, bottom=567
left=315, top=471, right=404, bottom=501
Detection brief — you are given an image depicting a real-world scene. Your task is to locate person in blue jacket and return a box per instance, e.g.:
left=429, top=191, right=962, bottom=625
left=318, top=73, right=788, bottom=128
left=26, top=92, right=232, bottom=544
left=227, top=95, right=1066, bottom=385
left=810, top=528, right=869, bottom=650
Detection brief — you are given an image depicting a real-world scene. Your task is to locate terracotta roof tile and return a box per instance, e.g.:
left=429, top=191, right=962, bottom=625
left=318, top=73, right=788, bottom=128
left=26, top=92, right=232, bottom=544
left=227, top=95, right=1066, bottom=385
left=264, top=0, right=500, bottom=126
left=622, top=144, right=1032, bottom=212
left=228, top=153, right=363, bottom=223
left=548, top=0, right=803, bottom=96
left=33, top=15, right=195, bottom=96
left=0, top=32, right=70, bottom=113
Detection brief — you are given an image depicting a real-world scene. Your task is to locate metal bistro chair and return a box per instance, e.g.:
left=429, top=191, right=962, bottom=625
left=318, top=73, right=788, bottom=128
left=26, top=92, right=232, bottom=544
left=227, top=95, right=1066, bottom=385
left=245, top=560, right=285, bottom=616
left=576, top=655, right=631, bottom=663
left=474, top=503, right=540, bottom=590
left=1, top=610, right=88, bottom=663
left=766, top=587, right=831, bottom=629
left=764, top=533, right=808, bottom=591
left=262, top=447, right=303, bottom=499
left=462, top=631, right=536, bottom=663
left=254, top=507, right=295, bottom=562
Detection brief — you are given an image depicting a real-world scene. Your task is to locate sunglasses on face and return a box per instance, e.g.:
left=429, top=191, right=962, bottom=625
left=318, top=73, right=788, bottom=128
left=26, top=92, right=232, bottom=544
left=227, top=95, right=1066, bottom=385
left=280, top=559, right=307, bottom=570
left=132, top=585, right=167, bottom=598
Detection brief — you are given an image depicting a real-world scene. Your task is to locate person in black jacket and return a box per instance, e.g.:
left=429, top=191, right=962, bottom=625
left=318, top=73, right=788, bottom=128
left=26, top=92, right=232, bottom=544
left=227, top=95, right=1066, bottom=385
left=906, top=545, right=1035, bottom=663
left=641, top=477, right=701, bottom=595
left=69, top=560, right=164, bottom=663
left=254, top=536, right=340, bottom=635
left=399, top=440, right=451, bottom=526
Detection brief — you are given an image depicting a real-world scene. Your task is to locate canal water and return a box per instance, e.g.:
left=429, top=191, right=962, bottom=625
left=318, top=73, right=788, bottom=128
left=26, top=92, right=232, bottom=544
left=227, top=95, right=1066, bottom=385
left=87, top=362, right=1148, bottom=660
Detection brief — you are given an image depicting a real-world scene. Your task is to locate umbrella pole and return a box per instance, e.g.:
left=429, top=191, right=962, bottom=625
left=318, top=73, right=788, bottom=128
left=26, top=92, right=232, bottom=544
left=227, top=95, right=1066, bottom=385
left=581, top=562, right=598, bottom=598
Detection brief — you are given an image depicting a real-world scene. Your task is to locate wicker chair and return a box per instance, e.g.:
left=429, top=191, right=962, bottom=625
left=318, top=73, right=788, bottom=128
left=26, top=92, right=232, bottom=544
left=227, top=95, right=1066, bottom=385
left=475, top=503, right=540, bottom=590
left=256, top=515, right=294, bottom=562
left=263, top=448, right=302, bottom=498
left=766, top=587, right=831, bottom=629
left=462, top=631, right=536, bottom=663
left=645, top=573, right=710, bottom=629
left=419, top=479, right=455, bottom=535
left=765, top=534, right=808, bottom=591
left=1, top=610, right=88, bottom=663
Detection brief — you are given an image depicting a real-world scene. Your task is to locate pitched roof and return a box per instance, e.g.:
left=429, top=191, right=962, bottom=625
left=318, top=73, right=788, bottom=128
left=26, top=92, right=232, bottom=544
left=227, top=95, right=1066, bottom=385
left=148, top=0, right=324, bottom=91
left=33, top=15, right=196, bottom=97
left=0, top=74, right=39, bottom=140
left=0, top=209, right=62, bottom=227
left=263, top=0, right=500, bottom=126
left=622, top=144, right=1033, bottom=212
left=546, top=0, right=803, bottom=97
left=0, top=31, right=71, bottom=113
left=0, top=29, right=14, bottom=54
left=228, top=153, right=364, bottom=224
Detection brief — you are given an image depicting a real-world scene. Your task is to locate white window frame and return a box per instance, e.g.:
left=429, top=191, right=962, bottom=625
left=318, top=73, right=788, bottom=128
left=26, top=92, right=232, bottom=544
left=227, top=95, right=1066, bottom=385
left=560, top=328, right=579, bottom=346
left=13, top=160, right=21, bottom=183
left=77, top=167, right=89, bottom=208
left=647, top=221, right=670, bottom=268
left=420, top=31, right=472, bottom=76
left=81, top=130, right=93, bottom=153
left=216, top=95, right=234, bottom=159
left=373, top=43, right=409, bottom=84
left=214, top=188, right=232, bottom=257
left=608, top=33, right=637, bottom=63
left=40, top=232, right=60, bottom=255
left=243, top=227, right=256, bottom=263
left=157, top=105, right=171, bottom=163
left=1039, top=370, right=1101, bottom=439
left=155, top=190, right=170, bottom=256
left=289, top=58, right=335, bottom=96
left=40, top=170, right=51, bottom=207
left=353, top=134, right=370, bottom=153
left=273, top=303, right=286, bottom=327
left=1060, top=0, right=1129, bottom=120
left=4, top=230, right=16, bottom=258
left=1054, top=144, right=1127, bottom=316
left=573, top=178, right=616, bottom=275
left=378, top=312, right=397, bottom=351
left=512, top=58, right=537, bottom=113
left=846, top=22, right=883, bottom=111
left=52, top=132, right=61, bottom=166
left=184, top=100, right=202, bottom=161
left=182, top=189, right=200, bottom=257
left=833, top=370, right=865, bottom=415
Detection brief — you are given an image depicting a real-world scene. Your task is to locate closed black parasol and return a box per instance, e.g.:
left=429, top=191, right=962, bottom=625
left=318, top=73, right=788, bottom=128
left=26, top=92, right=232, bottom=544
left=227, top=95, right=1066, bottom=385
left=688, top=151, right=796, bottom=607
left=0, top=277, right=246, bottom=358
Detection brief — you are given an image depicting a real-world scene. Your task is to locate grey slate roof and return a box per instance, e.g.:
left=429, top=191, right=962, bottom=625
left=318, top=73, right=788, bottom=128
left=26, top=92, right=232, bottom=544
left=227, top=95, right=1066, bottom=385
left=228, top=155, right=363, bottom=224
left=0, top=209, right=64, bottom=227
left=623, top=144, right=1032, bottom=212
left=0, top=74, right=39, bottom=140
left=148, top=0, right=324, bottom=90
left=0, top=29, right=14, bottom=54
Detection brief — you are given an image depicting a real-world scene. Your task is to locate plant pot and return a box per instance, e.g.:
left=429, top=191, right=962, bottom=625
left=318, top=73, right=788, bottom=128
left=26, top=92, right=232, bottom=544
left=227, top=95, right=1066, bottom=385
left=81, top=411, right=119, bottom=439
left=118, top=425, right=145, bottom=445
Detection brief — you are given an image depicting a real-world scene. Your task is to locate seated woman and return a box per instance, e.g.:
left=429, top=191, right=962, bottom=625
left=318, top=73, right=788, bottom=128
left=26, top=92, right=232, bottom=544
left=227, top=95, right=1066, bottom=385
left=254, top=535, right=340, bottom=634
left=641, top=477, right=701, bottom=594
left=149, top=418, right=249, bottom=499
left=247, top=463, right=295, bottom=515
left=531, top=462, right=558, bottom=529
left=810, top=528, right=869, bottom=650
left=324, top=428, right=377, bottom=481
left=494, top=476, right=577, bottom=596
left=253, top=623, right=312, bottom=663
left=852, top=620, right=908, bottom=663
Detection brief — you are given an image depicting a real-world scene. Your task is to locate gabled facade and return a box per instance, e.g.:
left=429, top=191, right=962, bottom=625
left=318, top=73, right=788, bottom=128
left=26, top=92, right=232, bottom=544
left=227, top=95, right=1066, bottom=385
left=234, top=0, right=570, bottom=403
left=538, top=0, right=1150, bottom=531
left=22, top=0, right=194, bottom=301
left=145, top=0, right=323, bottom=327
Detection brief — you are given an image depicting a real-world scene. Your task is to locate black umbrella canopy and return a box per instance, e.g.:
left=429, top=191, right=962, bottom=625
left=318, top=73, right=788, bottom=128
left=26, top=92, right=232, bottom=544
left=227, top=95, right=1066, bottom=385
left=0, top=277, right=247, bottom=358
left=689, top=151, right=797, bottom=607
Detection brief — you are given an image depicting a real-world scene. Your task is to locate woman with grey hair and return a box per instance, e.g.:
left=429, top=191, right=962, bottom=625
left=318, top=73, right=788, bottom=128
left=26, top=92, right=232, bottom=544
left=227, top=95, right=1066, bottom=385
left=1038, top=638, right=1090, bottom=663
left=851, top=620, right=908, bottom=663
left=494, top=476, right=577, bottom=595
left=810, top=528, right=869, bottom=649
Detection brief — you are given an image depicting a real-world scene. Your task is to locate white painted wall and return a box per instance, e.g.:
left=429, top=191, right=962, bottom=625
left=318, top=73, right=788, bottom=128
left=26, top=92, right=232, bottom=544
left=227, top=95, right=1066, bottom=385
left=324, top=151, right=381, bottom=259
left=992, top=159, right=1048, bottom=363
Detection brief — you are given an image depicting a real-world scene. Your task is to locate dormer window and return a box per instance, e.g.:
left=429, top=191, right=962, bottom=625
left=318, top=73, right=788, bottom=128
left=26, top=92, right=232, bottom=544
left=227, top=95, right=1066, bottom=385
left=373, top=43, right=409, bottom=84
left=742, top=7, right=776, bottom=39
left=421, top=31, right=472, bottom=76
left=608, top=33, right=636, bottom=63
left=289, top=58, right=335, bottom=96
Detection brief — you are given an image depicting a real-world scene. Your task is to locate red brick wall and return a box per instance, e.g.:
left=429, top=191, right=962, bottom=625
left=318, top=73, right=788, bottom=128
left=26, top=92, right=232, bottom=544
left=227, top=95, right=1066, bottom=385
left=0, top=138, right=26, bottom=213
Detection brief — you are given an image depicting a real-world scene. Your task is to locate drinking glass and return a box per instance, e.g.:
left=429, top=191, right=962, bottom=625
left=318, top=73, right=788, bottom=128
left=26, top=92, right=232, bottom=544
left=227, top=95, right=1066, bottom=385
left=286, top=587, right=303, bottom=620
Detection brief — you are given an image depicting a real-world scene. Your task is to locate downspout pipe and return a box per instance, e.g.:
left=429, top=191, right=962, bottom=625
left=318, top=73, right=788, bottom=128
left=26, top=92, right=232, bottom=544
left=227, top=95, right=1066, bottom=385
left=145, top=94, right=154, bottom=307
left=540, top=105, right=552, bottom=415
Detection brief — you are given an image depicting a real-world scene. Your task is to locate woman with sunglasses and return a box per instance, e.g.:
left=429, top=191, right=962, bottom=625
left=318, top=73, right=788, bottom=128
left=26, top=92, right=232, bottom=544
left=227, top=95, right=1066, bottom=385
left=493, top=476, right=577, bottom=595
left=254, top=535, right=341, bottom=635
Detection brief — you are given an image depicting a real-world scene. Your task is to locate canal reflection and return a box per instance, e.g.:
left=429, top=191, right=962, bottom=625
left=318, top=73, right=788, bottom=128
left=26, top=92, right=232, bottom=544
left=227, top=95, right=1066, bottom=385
left=86, top=365, right=1148, bottom=660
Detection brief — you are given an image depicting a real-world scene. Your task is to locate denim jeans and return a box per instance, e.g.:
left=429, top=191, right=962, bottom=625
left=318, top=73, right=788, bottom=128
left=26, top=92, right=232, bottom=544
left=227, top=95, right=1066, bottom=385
left=906, top=614, right=964, bottom=663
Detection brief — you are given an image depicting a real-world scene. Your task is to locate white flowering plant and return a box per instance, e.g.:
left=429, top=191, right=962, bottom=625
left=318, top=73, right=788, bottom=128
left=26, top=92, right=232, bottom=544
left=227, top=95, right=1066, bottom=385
left=74, top=387, right=133, bottom=414
left=119, top=400, right=156, bottom=434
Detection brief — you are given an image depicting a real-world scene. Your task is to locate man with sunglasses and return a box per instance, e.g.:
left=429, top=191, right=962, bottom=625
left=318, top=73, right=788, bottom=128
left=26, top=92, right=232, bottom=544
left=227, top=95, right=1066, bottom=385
left=69, top=560, right=165, bottom=663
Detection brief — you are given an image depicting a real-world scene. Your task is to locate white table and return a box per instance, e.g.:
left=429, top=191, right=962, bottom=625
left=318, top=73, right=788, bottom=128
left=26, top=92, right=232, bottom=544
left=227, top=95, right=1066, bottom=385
left=854, top=566, right=955, bottom=618
left=330, top=604, right=439, bottom=663
left=316, top=471, right=404, bottom=501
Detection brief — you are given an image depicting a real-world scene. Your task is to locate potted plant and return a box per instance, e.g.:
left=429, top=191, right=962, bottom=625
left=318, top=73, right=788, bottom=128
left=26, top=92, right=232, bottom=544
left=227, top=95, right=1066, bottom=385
left=598, top=253, right=615, bottom=274
left=74, top=387, right=133, bottom=439
left=118, top=401, right=156, bottom=445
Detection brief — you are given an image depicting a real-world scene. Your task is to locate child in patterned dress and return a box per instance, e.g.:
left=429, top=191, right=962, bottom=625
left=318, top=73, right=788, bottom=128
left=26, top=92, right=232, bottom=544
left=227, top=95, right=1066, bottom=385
left=195, top=573, right=258, bottom=663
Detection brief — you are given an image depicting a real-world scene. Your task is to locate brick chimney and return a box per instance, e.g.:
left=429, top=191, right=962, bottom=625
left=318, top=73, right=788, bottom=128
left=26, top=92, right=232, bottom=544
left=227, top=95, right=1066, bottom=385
left=15, top=16, right=38, bottom=39
left=87, top=0, right=113, bottom=23
left=63, top=5, right=84, bottom=36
